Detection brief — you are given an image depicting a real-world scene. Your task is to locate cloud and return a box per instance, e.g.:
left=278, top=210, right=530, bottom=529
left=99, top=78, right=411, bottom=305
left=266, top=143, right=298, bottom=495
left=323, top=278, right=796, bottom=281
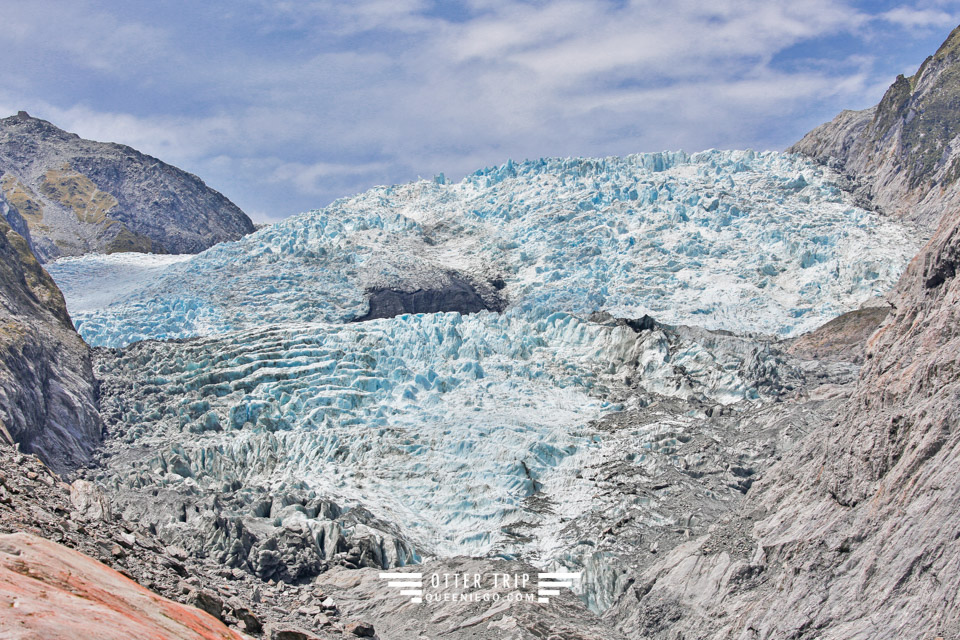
left=0, top=1, right=168, bottom=75
left=0, top=0, right=951, bottom=219
left=269, top=160, right=394, bottom=196
left=446, top=0, right=865, bottom=83
left=253, top=0, right=436, bottom=36
left=880, top=6, right=959, bottom=29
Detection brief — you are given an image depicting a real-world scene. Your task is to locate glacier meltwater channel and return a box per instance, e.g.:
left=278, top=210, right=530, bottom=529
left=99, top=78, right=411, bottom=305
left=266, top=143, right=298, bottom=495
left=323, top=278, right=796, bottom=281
left=49, top=150, right=918, bottom=564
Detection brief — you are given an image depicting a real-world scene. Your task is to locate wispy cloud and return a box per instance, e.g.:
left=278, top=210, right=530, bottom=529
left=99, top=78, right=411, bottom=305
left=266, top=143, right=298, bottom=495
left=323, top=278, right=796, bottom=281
left=880, top=6, right=958, bottom=29
left=269, top=160, right=394, bottom=196
left=0, top=0, right=956, bottom=221
left=0, top=1, right=168, bottom=75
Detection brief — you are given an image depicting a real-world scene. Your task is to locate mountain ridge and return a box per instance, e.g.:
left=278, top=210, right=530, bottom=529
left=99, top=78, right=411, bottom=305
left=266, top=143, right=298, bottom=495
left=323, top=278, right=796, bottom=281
left=790, top=24, right=960, bottom=231
left=607, top=23, right=960, bottom=639
left=0, top=111, right=255, bottom=262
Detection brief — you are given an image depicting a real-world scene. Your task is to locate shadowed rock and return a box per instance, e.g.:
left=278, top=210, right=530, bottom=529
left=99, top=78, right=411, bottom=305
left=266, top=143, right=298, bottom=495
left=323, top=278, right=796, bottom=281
left=354, top=272, right=505, bottom=321
left=0, top=215, right=100, bottom=472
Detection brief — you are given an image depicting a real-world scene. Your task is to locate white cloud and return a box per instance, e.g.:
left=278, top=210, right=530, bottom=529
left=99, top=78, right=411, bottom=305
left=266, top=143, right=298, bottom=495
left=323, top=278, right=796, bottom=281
left=1, top=0, right=948, bottom=219
left=270, top=160, right=393, bottom=196
left=254, top=0, right=435, bottom=35
left=880, top=6, right=958, bottom=28
left=0, top=1, right=168, bottom=75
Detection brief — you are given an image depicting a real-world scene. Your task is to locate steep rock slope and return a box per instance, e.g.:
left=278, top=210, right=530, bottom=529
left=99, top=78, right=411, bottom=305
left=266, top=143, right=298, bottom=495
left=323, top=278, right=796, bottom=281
left=609, top=28, right=960, bottom=640
left=786, top=305, right=889, bottom=363
left=790, top=25, right=960, bottom=230
left=0, top=111, right=254, bottom=262
left=0, top=215, right=100, bottom=472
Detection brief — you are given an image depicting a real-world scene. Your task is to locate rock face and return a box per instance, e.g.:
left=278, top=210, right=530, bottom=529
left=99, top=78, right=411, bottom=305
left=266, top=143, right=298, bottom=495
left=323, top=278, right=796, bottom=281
left=607, top=26, right=960, bottom=639
left=786, top=305, right=889, bottom=363
left=0, top=111, right=254, bottom=262
left=354, top=272, right=505, bottom=322
left=0, top=215, right=100, bottom=472
left=790, top=25, right=960, bottom=230
left=0, top=532, right=249, bottom=640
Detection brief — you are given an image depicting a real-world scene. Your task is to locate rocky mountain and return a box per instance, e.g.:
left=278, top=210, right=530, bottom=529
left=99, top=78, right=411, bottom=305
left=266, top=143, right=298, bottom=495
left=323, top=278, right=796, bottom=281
left=790, top=25, right=960, bottom=230
left=0, top=111, right=255, bottom=262
left=606, top=26, right=960, bottom=639
left=0, top=215, right=100, bottom=473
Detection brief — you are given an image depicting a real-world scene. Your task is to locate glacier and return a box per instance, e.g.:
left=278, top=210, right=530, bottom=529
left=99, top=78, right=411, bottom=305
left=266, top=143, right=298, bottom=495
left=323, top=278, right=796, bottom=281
left=51, top=149, right=920, bottom=611
left=94, top=310, right=801, bottom=558
left=48, top=252, right=193, bottom=313
left=50, top=150, right=918, bottom=348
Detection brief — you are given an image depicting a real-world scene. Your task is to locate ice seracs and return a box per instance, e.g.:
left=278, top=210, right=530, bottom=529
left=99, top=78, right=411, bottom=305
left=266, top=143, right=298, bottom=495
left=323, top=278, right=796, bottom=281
left=51, top=149, right=918, bottom=348
left=95, top=310, right=799, bottom=557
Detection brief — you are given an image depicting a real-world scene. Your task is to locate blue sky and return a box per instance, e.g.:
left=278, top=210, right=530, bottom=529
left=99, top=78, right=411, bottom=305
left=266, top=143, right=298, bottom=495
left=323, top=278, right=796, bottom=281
left=1, top=1, right=958, bottom=221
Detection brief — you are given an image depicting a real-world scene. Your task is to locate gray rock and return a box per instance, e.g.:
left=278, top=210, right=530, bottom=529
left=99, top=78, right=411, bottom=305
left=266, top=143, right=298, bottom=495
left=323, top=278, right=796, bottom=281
left=69, top=480, right=111, bottom=522
left=789, top=25, right=960, bottom=232
left=0, top=215, right=101, bottom=472
left=354, top=271, right=504, bottom=321
left=187, top=588, right=224, bottom=620
left=608, top=27, right=960, bottom=639
left=0, top=190, right=35, bottom=254
left=236, top=609, right=262, bottom=634
left=266, top=626, right=319, bottom=640
left=0, top=111, right=254, bottom=262
left=344, top=620, right=375, bottom=637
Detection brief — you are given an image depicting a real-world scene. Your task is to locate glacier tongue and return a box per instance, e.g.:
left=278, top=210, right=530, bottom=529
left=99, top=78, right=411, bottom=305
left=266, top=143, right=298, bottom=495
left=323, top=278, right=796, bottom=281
left=60, top=149, right=921, bottom=610
left=94, top=309, right=804, bottom=559
left=51, top=150, right=919, bottom=348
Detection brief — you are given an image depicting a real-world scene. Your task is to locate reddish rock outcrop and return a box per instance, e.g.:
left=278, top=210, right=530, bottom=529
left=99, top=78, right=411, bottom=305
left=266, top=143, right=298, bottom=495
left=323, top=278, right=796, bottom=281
left=0, top=532, right=249, bottom=640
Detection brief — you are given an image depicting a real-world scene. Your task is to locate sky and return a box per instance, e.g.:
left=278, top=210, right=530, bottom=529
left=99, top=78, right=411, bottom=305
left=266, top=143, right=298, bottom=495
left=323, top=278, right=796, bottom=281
left=1, top=1, right=959, bottom=222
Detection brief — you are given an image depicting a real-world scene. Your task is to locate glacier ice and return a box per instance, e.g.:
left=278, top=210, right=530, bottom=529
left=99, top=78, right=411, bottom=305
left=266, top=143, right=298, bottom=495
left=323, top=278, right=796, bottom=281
left=95, top=309, right=806, bottom=558
left=48, top=253, right=193, bottom=313
left=51, top=150, right=919, bottom=348
left=60, top=149, right=921, bottom=608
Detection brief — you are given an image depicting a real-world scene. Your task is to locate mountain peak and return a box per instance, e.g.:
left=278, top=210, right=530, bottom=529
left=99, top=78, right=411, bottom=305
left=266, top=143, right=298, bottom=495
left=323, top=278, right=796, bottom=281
left=790, top=23, right=960, bottom=230
left=0, top=113, right=255, bottom=262
left=932, top=23, right=960, bottom=62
